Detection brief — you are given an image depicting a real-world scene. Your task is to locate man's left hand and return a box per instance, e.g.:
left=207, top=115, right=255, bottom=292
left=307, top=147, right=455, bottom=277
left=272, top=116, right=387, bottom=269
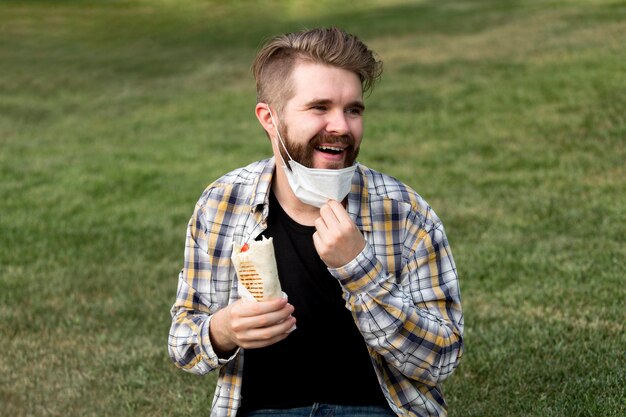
left=313, top=200, right=366, bottom=268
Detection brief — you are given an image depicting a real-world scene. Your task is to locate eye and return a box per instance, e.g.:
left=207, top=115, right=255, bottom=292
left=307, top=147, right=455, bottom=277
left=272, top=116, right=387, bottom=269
left=311, top=105, right=327, bottom=112
left=346, top=107, right=363, bottom=116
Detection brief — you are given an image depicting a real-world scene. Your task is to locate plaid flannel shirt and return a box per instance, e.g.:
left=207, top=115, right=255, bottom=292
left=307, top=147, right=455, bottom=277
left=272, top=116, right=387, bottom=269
left=168, top=158, right=463, bottom=417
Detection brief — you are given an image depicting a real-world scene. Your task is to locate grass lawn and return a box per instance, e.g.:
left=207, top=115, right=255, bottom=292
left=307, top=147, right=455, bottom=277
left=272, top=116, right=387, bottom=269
left=0, top=0, right=624, bottom=416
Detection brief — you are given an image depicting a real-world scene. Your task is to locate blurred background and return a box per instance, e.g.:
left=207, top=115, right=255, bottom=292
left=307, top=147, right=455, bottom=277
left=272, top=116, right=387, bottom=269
left=1, top=1, right=624, bottom=416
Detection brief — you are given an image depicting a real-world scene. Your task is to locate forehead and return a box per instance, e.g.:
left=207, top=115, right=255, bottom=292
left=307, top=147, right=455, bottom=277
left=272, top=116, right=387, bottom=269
left=287, top=61, right=363, bottom=104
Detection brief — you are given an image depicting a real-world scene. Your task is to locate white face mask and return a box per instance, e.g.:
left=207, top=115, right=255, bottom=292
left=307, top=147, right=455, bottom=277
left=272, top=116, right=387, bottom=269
left=269, top=109, right=357, bottom=208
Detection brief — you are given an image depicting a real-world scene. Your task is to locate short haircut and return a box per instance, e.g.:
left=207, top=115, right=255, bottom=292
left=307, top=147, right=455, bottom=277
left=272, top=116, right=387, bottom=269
left=252, top=27, right=383, bottom=112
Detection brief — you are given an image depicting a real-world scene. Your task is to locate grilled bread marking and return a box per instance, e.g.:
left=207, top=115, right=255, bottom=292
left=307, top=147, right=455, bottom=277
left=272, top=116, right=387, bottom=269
left=237, top=261, right=264, bottom=301
left=232, top=236, right=282, bottom=301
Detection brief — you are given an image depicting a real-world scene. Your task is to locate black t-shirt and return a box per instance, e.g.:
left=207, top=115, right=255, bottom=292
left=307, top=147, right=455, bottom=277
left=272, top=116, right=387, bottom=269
left=239, top=192, right=388, bottom=411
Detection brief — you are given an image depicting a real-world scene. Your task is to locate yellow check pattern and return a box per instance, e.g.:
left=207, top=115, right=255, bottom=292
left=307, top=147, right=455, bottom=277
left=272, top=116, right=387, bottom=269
left=168, top=158, right=463, bottom=417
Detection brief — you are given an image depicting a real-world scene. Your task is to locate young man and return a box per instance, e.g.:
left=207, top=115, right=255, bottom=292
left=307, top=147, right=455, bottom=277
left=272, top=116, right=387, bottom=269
left=168, top=27, right=464, bottom=417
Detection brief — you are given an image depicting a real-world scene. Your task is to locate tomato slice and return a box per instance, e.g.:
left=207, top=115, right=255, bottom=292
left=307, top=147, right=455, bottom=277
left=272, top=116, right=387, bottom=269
left=241, top=243, right=250, bottom=252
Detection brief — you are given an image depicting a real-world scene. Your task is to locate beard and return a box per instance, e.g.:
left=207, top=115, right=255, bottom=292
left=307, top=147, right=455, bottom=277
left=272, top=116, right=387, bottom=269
left=278, top=124, right=360, bottom=169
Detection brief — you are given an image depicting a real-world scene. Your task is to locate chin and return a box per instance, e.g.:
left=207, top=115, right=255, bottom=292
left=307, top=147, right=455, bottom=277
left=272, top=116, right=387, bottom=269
left=315, top=161, right=346, bottom=170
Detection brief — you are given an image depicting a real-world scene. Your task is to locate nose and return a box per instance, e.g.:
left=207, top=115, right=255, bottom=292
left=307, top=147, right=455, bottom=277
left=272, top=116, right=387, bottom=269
left=325, top=110, right=350, bottom=136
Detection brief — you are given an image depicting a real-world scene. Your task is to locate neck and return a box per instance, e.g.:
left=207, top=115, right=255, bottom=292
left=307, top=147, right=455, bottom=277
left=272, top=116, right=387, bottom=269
left=272, top=163, right=320, bottom=226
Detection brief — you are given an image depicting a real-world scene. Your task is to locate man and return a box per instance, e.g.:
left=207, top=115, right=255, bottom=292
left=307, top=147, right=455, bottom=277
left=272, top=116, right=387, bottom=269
left=168, top=27, right=463, bottom=417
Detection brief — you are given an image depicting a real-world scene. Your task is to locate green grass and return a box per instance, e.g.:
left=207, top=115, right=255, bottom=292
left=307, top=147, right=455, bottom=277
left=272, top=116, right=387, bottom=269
left=1, top=1, right=624, bottom=416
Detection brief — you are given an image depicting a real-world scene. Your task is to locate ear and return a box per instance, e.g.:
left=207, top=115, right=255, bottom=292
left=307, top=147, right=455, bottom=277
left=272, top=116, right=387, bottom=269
left=255, top=102, right=275, bottom=138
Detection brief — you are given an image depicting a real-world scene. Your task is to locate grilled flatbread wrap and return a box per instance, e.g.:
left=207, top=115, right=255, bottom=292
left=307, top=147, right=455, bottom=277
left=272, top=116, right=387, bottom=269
left=232, top=236, right=282, bottom=301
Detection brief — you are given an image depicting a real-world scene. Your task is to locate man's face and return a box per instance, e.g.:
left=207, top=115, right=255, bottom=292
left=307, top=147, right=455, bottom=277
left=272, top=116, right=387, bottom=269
left=273, top=61, right=364, bottom=170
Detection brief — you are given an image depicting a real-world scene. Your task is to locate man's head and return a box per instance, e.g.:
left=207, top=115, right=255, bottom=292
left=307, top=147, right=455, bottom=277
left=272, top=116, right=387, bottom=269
left=252, top=27, right=382, bottom=114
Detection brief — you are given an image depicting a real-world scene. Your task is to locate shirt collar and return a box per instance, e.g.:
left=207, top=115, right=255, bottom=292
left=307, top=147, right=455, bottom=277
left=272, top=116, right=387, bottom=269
left=249, top=157, right=276, bottom=213
left=249, top=157, right=372, bottom=232
left=347, top=165, right=372, bottom=232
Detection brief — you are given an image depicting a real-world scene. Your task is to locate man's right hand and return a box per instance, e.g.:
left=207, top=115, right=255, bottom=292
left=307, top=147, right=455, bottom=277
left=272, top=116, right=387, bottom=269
left=209, top=297, right=296, bottom=357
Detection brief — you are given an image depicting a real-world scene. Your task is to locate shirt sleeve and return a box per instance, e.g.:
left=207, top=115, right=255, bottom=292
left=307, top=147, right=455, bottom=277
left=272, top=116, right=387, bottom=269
left=328, top=213, right=464, bottom=387
left=167, top=205, right=239, bottom=375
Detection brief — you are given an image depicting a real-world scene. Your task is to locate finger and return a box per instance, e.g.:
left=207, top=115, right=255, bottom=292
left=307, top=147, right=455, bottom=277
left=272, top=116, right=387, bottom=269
left=255, top=303, right=295, bottom=328
left=325, top=199, right=352, bottom=224
left=312, top=230, right=323, bottom=250
left=233, top=297, right=289, bottom=317
left=315, top=204, right=341, bottom=239
left=241, top=331, right=291, bottom=349
left=314, top=216, right=329, bottom=237
left=247, top=314, right=296, bottom=336
left=232, top=302, right=294, bottom=330
left=237, top=316, right=297, bottom=348
left=319, top=202, right=341, bottom=227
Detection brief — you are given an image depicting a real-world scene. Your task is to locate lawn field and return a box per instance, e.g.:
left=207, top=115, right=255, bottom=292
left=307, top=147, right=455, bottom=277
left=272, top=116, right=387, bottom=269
left=0, top=1, right=624, bottom=416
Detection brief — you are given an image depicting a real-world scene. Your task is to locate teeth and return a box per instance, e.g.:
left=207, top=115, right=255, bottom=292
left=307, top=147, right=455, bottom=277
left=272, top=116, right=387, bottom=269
left=317, top=146, right=343, bottom=152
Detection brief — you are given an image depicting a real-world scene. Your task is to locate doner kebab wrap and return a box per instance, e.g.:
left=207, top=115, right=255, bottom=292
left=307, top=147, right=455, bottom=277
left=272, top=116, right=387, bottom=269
left=232, top=236, right=284, bottom=301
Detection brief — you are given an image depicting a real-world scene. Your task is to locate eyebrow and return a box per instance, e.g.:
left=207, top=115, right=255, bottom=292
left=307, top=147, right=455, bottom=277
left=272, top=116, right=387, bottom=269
left=304, top=98, right=365, bottom=111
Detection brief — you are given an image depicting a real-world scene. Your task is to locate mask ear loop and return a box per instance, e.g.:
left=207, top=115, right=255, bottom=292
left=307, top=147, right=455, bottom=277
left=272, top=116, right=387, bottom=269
left=267, top=107, right=294, bottom=166
left=236, top=107, right=289, bottom=248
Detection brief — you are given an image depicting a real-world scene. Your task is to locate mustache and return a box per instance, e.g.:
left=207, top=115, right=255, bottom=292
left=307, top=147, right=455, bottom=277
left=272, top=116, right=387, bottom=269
left=309, top=132, right=355, bottom=148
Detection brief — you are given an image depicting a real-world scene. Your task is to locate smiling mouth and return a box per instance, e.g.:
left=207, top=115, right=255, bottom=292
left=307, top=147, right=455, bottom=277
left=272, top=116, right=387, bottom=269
left=315, top=145, right=345, bottom=155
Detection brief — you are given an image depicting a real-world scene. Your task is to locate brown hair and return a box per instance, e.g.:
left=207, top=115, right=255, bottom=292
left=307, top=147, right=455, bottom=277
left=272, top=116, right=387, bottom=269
left=252, top=27, right=383, bottom=112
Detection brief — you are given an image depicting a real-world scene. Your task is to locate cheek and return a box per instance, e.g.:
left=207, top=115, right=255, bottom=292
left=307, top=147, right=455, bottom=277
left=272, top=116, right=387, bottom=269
left=350, top=120, right=364, bottom=140
left=291, top=118, right=323, bottom=139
